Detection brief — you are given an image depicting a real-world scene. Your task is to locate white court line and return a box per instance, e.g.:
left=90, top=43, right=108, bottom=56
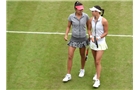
left=6, top=31, right=133, bottom=37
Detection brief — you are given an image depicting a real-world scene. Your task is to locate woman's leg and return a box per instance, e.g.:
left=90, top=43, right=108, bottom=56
left=63, top=46, right=76, bottom=82
left=78, top=47, right=86, bottom=77
left=91, top=50, right=97, bottom=69
left=95, top=50, right=104, bottom=79
left=79, top=47, right=86, bottom=69
left=67, top=46, right=76, bottom=74
left=92, top=50, right=104, bottom=87
left=91, top=50, right=104, bottom=80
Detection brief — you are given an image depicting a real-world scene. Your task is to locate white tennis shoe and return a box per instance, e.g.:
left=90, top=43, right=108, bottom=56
left=62, top=74, right=71, bottom=82
left=93, top=79, right=100, bottom=88
left=79, top=69, right=85, bottom=77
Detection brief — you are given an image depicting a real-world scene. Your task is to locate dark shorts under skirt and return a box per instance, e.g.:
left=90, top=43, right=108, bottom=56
left=67, top=36, right=89, bottom=48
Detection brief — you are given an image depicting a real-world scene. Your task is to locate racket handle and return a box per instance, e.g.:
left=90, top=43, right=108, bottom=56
left=85, top=48, right=89, bottom=61
left=94, top=36, right=98, bottom=48
left=85, top=56, right=88, bottom=60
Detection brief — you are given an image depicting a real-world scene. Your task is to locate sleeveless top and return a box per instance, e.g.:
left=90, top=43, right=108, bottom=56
left=91, top=16, right=106, bottom=44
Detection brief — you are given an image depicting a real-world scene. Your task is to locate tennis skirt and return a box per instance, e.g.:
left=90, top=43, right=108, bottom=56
left=90, top=40, right=108, bottom=51
left=67, top=36, right=89, bottom=48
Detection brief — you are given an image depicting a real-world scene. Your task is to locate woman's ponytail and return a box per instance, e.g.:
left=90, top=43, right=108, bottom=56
left=101, top=9, right=104, bottom=16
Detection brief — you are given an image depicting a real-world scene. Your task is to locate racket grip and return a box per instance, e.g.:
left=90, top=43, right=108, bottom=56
left=85, top=48, right=89, bottom=61
left=94, top=36, right=98, bottom=48
left=85, top=56, right=88, bottom=60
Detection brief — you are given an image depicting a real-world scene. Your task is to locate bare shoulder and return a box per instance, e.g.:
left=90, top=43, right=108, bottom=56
left=102, top=17, right=108, bottom=22
left=102, top=17, right=108, bottom=26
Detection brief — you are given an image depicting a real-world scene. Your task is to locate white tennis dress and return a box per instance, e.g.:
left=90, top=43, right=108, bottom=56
left=90, top=16, right=108, bottom=50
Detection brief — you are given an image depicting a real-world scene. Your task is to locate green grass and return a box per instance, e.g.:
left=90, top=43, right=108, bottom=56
left=6, top=1, right=133, bottom=90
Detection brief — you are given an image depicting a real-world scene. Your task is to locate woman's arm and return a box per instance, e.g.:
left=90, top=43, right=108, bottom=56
left=87, top=18, right=92, bottom=37
left=99, top=17, right=108, bottom=39
left=64, top=21, right=72, bottom=41
left=87, top=17, right=95, bottom=42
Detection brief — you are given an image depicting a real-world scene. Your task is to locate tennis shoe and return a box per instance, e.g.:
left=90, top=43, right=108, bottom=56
left=62, top=74, right=71, bottom=82
left=93, top=79, right=100, bottom=88
left=79, top=69, right=85, bottom=77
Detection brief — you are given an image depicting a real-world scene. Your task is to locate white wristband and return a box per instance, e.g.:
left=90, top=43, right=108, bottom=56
left=97, top=37, right=101, bottom=40
left=90, top=35, right=93, bottom=38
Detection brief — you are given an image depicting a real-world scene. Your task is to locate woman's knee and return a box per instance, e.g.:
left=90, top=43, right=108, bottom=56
left=68, top=55, right=73, bottom=60
left=95, top=60, right=101, bottom=65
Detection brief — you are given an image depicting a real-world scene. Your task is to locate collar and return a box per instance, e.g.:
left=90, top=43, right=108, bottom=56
left=93, top=15, right=102, bottom=21
left=74, top=12, right=84, bottom=18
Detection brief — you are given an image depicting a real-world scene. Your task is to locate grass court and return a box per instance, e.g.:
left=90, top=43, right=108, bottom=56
left=7, top=0, right=133, bottom=90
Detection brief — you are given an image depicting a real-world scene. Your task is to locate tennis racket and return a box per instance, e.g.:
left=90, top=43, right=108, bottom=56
left=85, top=47, right=89, bottom=61
left=85, top=37, right=90, bottom=61
left=94, top=18, right=99, bottom=48
left=94, top=36, right=98, bottom=48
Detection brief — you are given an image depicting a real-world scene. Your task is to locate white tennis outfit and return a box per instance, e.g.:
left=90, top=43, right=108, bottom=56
left=90, top=16, right=108, bottom=50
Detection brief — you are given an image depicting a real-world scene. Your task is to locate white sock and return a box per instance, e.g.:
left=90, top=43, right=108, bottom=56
left=67, top=74, right=71, bottom=76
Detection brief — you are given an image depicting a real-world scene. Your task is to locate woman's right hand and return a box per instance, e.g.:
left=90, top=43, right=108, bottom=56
left=91, top=37, right=94, bottom=42
left=64, top=35, right=68, bottom=41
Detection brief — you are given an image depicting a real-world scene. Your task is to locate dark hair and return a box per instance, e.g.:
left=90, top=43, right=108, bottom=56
left=74, top=1, right=83, bottom=9
left=94, top=5, right=104, bottom=16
